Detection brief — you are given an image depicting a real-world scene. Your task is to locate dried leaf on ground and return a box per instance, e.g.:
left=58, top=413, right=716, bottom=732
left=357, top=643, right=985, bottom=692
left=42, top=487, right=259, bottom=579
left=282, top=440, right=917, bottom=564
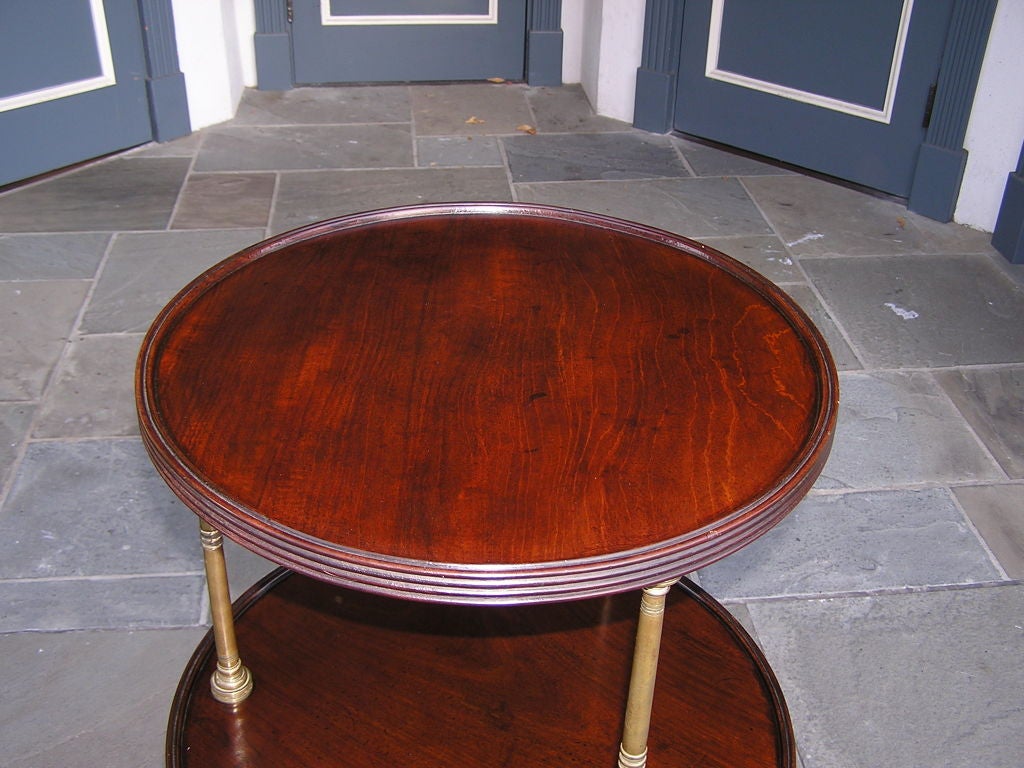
left=487, top=77, right=506, bottom=84
left=465, top=116, right=485, bottom=124
left=516, top=124, right=537, bottom=135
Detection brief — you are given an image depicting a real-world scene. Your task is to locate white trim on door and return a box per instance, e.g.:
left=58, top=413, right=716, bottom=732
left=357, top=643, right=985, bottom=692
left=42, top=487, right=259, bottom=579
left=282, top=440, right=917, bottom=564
left=704, top=0, right=914, bottom=124
left=0, top=0, right=116, bottom=114
left=320, top=0, right=498, bottom=26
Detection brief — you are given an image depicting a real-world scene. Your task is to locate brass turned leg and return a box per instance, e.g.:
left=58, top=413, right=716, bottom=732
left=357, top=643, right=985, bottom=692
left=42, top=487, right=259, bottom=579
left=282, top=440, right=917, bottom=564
left=199, top=520, right=253, bottom=704
left=618, top=579, right=679, bottom=768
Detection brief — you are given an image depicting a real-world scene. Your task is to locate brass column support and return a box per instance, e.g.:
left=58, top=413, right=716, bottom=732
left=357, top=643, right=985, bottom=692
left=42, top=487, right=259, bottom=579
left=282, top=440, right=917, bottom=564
left=618, top=579, right=678, bottom=768
left=199, top=519, right=253, bottom=704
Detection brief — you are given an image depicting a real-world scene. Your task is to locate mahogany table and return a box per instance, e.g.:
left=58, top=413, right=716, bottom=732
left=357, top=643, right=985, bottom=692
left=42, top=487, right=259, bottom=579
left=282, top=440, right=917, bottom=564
left=137, top=203, right=838, bottom=767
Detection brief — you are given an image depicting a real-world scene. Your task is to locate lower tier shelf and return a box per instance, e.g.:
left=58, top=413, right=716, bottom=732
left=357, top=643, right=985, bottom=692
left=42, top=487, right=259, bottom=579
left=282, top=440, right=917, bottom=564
left=168, top=569, right=794, bottom=767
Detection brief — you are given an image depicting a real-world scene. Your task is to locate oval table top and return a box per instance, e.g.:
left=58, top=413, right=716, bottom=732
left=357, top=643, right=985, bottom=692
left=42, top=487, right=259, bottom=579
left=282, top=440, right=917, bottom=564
left=137, top=203, right=838, bottom=604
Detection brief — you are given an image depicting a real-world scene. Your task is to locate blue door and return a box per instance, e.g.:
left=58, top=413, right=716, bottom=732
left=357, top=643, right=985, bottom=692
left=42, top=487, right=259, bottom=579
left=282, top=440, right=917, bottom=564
left=0, top=0, right=153, bottom=187
left=673, top=0, right=954, bottom=197
left=291, top=0, right=528, bottom=84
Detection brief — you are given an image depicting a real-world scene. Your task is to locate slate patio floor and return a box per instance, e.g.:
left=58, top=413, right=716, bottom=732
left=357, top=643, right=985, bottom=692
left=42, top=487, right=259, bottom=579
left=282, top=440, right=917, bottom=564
left=1, top=83, right=1022, bottom=768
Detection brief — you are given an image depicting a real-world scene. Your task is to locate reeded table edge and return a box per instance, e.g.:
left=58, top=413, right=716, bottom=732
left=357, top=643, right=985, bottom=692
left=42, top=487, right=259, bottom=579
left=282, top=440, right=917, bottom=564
left=137, top=203, right=839, bottom=605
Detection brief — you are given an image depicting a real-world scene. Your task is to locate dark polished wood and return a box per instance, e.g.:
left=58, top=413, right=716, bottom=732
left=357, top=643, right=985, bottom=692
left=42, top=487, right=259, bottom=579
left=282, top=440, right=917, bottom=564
left=168, top=569, right=795, bottom=768
left=138, top=203, right=837, bottom=603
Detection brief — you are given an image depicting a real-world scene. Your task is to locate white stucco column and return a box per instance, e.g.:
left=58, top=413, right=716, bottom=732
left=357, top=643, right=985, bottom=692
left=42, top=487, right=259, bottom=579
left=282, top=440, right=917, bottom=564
left=955, top=0, right=1024, bottom=231
left=172, top=0, right=256, bottom=131
left=561, top=0, right=585, bottom=84
left=562, top=0, right=645, bottom=123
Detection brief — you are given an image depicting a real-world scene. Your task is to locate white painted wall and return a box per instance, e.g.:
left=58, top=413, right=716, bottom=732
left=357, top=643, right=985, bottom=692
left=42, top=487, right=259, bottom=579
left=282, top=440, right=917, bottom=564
left=563, top=1, right=644, bottom=122
left=955, top=0, right=1024, bottom=231
left=171, top=0, right=255, bottom=131
left=580, top=3, right=604, bottom=105
left=597, top=2, right=644, bottom=122
left=561, top=0, right=585, bottom=84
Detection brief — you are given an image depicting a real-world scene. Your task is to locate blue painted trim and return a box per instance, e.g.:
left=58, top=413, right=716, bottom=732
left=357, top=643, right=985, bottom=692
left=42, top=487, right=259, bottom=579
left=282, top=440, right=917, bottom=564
left=992, top=143, right=1024, bottom=264
left=255, top=33, right=294, bottom=90
left=527, top=0, right=562, bottom=85
left=634, top=68, right=675, bottom=134
left=528, top=0, right=560, bottom=29
left=255, top=0, right=289, bottom=33
left=254, top=0, right=294, bottom=90
left=908, top=144, right=969, bottom=222
left=146, top=73, right=191, bottom=140
left=633, top=0, right=683, bottom=133
left=527, top=29, right=562, bottom=86
left=137, top=0, right=190, bottom=140
left=908, top=0, right=996, bottom=221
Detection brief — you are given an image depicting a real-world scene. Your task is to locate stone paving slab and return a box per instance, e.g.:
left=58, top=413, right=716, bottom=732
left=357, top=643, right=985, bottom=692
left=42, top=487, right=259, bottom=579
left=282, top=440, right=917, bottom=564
left=0, top=403, right=33, bottom=490
left=33, top=334, right=142, bottom=439
left=782, top=284, right=863, bottom=371
left=515, top=177, right=773, bottom=238
left=271, top=167, right=512, bottom=233
left=126, top=132, right=201, bottom=158
left=195, top=124, right=415, bottom=172
left=0, top=627, right=205, bottom=766
left=0, top=280, right=90, bottom=401
left=525, top=84, right=630, bottom=134
left=802, top=254, right=1024, bottom=368
left=0, top=575, right=205, bottom=632
left=743, top=174, right=996, bottom=257
left=954, top=484, right=1024, bottom=578
left=699, top=234, right=804, bottom=283
left=80, top=229, right=264, bottom=334
left=171, top=172, right=276, bottom=230
left=674, top=137, right=793, bottom=178
left=231, top=85, right=411, bottom=125
left=935, top=366, right=1024, bottom=478
left=416, top=135, right=503, bottom=167
left=0, top=157, right=190, bottom=232
left=0, top=439, right=200, bottom=580
left=410, top=82, right=534, bottom=136
left=746, top=586, right=1024, bottom=768
left=0, top=233, right=111, bottom=280
left=699, top=488, right=1003, bottom=600
left=815, top=372, right=1003, bottom=490
left=504, top=132, right=689, bottom=182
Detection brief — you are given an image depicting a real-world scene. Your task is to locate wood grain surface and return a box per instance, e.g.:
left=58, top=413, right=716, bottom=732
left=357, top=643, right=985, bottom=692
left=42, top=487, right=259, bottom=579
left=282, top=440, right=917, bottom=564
left=168, top=570, right=795, bottom=768
left=138, top=204, right=837, bottom=602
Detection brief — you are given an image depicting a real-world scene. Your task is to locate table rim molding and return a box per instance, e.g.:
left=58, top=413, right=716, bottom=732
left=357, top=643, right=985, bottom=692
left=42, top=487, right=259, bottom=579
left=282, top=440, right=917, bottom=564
left=137, top=202, right=839, bottom=605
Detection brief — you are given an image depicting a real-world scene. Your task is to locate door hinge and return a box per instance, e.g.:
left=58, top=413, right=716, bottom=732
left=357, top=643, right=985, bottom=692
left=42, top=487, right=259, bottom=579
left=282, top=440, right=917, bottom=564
left=286, top=0, right=294, bottom=24
left=922, top=83, right=938, bottom=129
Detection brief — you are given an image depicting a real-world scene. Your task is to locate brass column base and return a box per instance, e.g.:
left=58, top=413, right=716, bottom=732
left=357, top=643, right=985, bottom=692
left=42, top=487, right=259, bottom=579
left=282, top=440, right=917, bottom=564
left=617, top=744, right=649, bottom=768
left=211, top=657, right=254, bottom=704
left=200, top=519, right=253, bottom=704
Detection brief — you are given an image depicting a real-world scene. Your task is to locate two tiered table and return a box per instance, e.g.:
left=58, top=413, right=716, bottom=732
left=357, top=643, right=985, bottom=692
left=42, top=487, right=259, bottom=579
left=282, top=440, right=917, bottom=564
left=137, top=204, right=837, bottom=767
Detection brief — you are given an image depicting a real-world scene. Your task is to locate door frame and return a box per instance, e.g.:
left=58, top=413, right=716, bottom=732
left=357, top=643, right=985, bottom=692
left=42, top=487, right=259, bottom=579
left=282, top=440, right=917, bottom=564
left=0, top=0, right=189, bottom=187
left=992, top=142, right=1024, bottom=264
left=253, top=0, right=563, bottom=90
left=632, top=0, right=997, bottom=222
left=137, top=0, right=191, bottom=141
